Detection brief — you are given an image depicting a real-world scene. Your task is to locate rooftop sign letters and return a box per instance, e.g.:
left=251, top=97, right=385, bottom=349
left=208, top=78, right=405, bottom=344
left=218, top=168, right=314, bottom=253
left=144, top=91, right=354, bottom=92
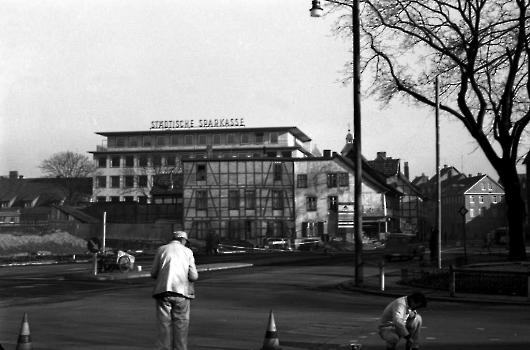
left=150, top=118, right=245, bottom=130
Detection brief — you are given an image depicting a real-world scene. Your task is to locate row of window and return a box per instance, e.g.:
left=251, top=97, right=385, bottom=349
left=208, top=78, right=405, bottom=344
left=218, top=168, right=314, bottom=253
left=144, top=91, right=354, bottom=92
left=470, top=195, right=503, bottom=204
left=97, top=151, right=293, bottom=168
left=194, top=190, right=338, bottom=212
left=297, top=173, right=349, bottom=188
left=96, top=175, right=149, bottom=188
left=112, top=132, right=280, bottom=148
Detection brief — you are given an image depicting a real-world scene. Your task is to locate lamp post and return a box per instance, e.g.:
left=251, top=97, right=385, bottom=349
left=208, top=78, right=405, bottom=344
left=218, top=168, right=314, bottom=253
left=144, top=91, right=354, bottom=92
left=310, top=0, right=363, bottom=287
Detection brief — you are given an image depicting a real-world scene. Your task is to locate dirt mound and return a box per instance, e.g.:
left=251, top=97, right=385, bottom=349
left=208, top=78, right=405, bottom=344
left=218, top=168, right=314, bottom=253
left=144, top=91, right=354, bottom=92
left=0, top=230, right=87, bottom=256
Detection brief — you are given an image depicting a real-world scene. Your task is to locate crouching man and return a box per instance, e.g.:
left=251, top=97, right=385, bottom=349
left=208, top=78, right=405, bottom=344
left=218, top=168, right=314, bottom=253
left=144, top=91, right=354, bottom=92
left=377, top=292, right=427, bottom=350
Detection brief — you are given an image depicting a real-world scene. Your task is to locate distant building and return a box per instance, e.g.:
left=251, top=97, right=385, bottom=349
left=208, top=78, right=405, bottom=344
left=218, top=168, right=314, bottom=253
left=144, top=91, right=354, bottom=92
left=0, top=173, right=92, bottom=227
left=413, top=166, right=506, bottom=242
left=368, top=152, right=428, bottom=240
left=89, top=126, right=316, bottom=203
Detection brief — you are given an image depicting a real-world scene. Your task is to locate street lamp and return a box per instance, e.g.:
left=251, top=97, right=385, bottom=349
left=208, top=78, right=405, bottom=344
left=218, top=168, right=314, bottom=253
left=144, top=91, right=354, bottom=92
left=309, top=0, right=363, bottom=287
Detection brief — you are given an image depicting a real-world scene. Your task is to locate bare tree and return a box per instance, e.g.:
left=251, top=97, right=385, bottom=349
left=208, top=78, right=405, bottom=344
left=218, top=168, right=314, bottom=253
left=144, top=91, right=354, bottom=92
left=39, top=151, right=96, bottom=178
left=327, top=0, right=529, bottom=260
left=38, top=151, right=97, bottom=205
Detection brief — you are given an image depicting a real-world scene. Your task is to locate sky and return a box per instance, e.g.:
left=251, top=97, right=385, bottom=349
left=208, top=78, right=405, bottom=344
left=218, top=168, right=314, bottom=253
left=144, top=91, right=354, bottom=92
left=1, top=0, right=519, bottom=181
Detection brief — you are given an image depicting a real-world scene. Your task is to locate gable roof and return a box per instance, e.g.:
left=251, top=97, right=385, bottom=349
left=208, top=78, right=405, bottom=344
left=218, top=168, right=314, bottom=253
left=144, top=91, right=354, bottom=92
left=52, top=205, right=100, bottom=223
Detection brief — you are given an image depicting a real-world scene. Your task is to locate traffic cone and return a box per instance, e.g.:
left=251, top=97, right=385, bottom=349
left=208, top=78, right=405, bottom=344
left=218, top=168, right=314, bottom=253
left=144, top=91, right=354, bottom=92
left=261, top=310, right=281, bottom=350
left=16, top=312, right=33, bottom=350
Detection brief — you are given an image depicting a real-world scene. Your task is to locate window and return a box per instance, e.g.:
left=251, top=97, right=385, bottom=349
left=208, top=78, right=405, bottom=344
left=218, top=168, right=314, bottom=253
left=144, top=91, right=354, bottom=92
left=138, top=175, right=148, bottom=187
left=197, top=164, right=207, bottom=181
left=197, top=190, right=207, bottom=210
left=157, top=136, right=165, bottom=146
left=143, top=136, right=152, bottom=147
left=185, top=135, right=194, bottom=145
left=328, top=196, right=338, bottom=212
left=139, top=155, right=148, bottom=167
left=198, top=134, right=207, bottom=145
left=241, top=133, right=250, bottom=144
left=0, top=202, right=9, bottom=208
left=171, top=135, right=179, bottom=146
left=116, top=137, right=125, bottom=148
left=339, top=173, right=349, bottom=186
left=327, top=173, right=337, bottom=187
left=245, top=190, right=256, bottom=209
left=195, top=153, right=205, bottom=158
left=269, top=133, right=278, bottom=144
left=138, top=196, right=148, bottom=204
left=470, top=208, right=474, bottom=217
left=111, top=156, right=120, bottom=167
left=273, top=163, right=282, bottom=181
left=479, top=195, right=484, bottom=203
left=124, top=176, right=134, bottom=188
left=306, top=197, right=317, bottom=211
left=167, top=156, right=176, bottom=166
left=125, top=156, right=134, bottom=167
left=110, top=196, right=120, bottom=202
left=492, top=195, right=497, bottom=203
left=24, top=200, right=32, bottom=208
left=111, top=176, right=120, bottom=188
left=213, top=134, right=221, bottom=145
left=488, top=182, right=493, bottom=190
left=272, top=190, right=283, bottom=209
left=481, top=183, right=485, bottom=190
left=237, top=152, right=248, bottom=158
left=129, top=136, right=138, bottom=147
left=469, top=195, right=474, bottom=203
left=267, top=151, right=277, bottom=157
left=124, top=196, right=134, bottom=202
left=98, top=157, right=107, bottom=168
left=255, top=133, right=264, bottom=143
left=153, top=155, right=162, bottom=167
left=97, top=176, right=106, bottom=188
left=229, top=190, right=239, bottom=209
left=281, top=151, right=292, bottom=158
left=297, top=174, right=307, bottom=188
left=96, top=196, right=106, bottom=202
left=227, top=134, right=235, bottom=144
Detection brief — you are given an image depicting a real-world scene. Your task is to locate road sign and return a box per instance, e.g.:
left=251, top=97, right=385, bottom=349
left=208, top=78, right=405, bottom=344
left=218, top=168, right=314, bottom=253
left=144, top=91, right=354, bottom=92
left=87, top=237, right=101, bottom=253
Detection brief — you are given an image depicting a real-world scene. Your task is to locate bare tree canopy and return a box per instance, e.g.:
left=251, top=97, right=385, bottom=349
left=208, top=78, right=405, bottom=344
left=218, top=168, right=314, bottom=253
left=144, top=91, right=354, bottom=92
left=38, top=151, right=96, bottom=178
left=328, top=0, right=529, bottom=260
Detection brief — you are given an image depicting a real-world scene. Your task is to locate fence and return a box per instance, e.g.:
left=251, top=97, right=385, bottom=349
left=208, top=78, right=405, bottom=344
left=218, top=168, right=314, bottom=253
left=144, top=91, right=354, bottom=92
left=402, top=253, right=530, bottom=297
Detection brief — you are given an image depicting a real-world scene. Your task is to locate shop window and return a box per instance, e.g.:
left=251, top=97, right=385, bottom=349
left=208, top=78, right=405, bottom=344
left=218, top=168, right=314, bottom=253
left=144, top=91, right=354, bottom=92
left=273, top=163, right=282, bottom=181
left=196, top=190, right=207, bottom=210
left=129, top=136, right=138, bottom=147
left=111, top=176, right=120, bottom=188
left=110, top=196, right=120, bottom=202
left=338, top=173, right=349, bottom=186
left=125, top=156, right=134, bottom=167
left=328, top=196, right=338, bottom=212
left=97, top=176, right=106, bottom=188
left=138, top=175, right=148, bottom=187
left=327, top=173, right=337, bottom=187
left=272, top=190, right=283, bottom=209
left=197, top=164, right=207, bottom=181
left=245, top=190, right=256, bottom=209
left=229, top=190, right=239, bottom=209
left=124, top=176, right=134, bottom=188
left=306, top=197, right=317, bottom=211
left=143, top=136, right=152, bottom=147
left=111, top=156, right=120, bottom=168
left=116, top=137, right=125, bottom=148
left=297, top=174, right=307, bottom=188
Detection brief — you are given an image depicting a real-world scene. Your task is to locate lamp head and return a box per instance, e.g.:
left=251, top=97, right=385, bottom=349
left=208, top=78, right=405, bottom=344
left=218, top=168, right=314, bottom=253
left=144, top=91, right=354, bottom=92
left=309, top=0, right=323, bottom=17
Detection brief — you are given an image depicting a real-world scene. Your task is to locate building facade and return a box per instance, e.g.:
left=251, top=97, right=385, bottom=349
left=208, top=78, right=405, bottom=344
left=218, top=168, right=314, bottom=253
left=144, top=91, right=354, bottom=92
left=89, top=125, right=315, bottom=203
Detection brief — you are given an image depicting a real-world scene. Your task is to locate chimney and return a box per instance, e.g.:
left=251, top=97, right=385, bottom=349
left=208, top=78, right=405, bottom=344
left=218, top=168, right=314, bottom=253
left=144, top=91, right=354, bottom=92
left=377, top=152, right=386, bottom=160
left=478, top=172, right=482, bottom=176
left=404, top=162, right=409, bottom=179
left=323, top=150, right=331, bottom=157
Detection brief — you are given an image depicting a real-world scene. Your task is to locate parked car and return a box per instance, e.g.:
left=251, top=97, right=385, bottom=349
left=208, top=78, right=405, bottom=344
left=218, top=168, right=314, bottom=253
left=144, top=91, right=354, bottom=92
left=262, top=237, right=292, bottom=250
left=298, top=237, right=322, bottom=251
left=384, top=233, right=425, bottom=260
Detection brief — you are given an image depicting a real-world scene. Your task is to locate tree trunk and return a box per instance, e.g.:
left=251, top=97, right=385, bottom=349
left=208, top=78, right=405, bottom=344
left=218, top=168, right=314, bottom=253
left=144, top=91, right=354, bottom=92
left=498, top=165, right=527, bottom=261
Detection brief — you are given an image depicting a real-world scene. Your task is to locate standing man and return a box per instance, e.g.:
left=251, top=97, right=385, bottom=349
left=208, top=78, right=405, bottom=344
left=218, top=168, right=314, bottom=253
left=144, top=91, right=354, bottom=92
left=377, top=292, right=427, bottom=350
left=151, top=231, right=199, bottom=350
